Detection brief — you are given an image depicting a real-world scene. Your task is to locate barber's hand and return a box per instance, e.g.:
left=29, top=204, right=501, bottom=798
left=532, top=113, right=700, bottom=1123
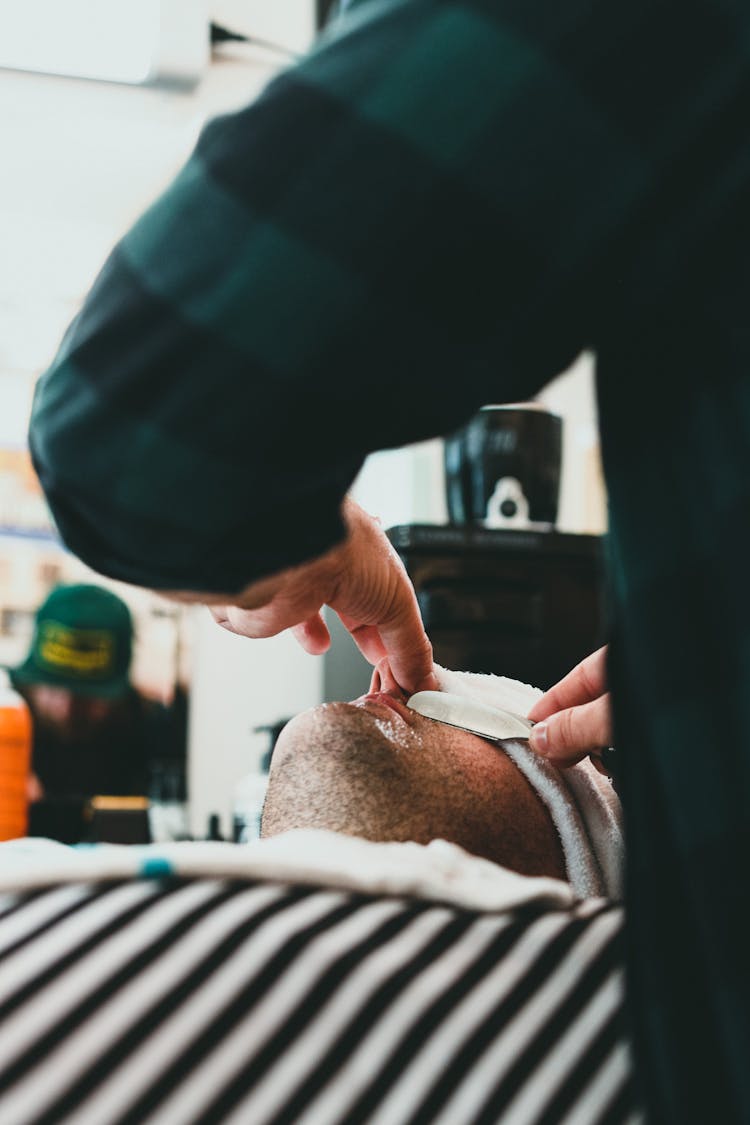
left=527, top=646, right=612, bottom=767
left=209, top=497, right=438, bottom=696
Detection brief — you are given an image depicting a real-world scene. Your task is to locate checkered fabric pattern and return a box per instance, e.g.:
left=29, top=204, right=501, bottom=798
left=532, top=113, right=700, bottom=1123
left=28, top=1, right=750, bottom=1121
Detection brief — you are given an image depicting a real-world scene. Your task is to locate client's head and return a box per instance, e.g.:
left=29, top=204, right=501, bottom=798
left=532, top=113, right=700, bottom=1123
left=261, top=689, right=566, bottom=881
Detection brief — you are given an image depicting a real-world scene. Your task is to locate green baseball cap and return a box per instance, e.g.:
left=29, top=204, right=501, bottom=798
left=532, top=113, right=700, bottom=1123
left=11, top=585, right=133, bottom=699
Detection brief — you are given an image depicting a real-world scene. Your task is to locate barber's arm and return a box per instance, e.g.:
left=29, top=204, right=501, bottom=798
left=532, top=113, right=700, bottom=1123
left=29, top=0, right=693, bottom=689
left=28, top=2, right=625, bottom=604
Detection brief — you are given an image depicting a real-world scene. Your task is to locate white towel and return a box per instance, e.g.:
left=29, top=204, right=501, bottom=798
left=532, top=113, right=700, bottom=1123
left=0, top=833, right=575, bottom=913
left=434, top=666, right=624, bottom=899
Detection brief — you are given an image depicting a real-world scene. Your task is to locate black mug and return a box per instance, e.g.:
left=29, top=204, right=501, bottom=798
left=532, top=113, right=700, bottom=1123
left=444, top=405, right=562, bottom=529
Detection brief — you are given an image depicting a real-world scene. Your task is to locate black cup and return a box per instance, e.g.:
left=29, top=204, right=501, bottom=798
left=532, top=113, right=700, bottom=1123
left=444, top=405, right=562, bottom=528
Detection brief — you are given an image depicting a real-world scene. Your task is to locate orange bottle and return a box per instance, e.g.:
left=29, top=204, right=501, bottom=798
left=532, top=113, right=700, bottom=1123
left=0, top=670, right=33, bottom=841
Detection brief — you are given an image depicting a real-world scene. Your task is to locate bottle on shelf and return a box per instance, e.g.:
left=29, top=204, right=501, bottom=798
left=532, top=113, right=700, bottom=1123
left=0, top=669, right=33, bottom=842
left=147, top=761, right=190, bottom=842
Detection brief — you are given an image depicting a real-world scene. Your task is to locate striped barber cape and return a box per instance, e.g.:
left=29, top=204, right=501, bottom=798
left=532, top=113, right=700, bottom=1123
left=0, top=834, right=639, bottom=1125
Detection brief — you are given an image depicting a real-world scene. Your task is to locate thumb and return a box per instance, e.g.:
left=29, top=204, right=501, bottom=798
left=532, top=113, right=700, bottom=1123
left=529, top=693, right=612, bottom=767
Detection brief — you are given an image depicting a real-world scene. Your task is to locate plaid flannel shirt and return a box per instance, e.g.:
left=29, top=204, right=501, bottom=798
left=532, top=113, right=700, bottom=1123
left=29, top=1, right=750, bottom=1120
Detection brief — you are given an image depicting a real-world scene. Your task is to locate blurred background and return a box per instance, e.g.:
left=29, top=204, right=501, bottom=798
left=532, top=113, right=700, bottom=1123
left=0, top=1, right=607, bottom=843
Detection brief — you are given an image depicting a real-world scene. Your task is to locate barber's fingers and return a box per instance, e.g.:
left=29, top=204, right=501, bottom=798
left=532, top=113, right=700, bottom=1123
left=340, top=615, right=438, bottom=696
left=343, top=619, right=388, bottom=667
left=327, top=499, right=438, bottom=695
left=376, top=611, right=438, bottom=695
left=368, top=657, right=404, bottom=697
left=529, top=693, right=613, bottom=767
left=291, top=612, right=331, bottom=655
left=528, top=646, right=608, bottom=724
left=373, top=538, right=437, bottom=694
left=210, top=605, right=262, bottom=635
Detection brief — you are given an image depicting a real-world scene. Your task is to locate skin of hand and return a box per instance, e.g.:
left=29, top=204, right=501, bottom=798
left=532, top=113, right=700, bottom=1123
left=527, top=646, right=613, bottom=767
left=27, top=772, right=44, bottom=803
left=368, top=654, right=408, bottom=698
left=203, top=497, right=438, bottom=697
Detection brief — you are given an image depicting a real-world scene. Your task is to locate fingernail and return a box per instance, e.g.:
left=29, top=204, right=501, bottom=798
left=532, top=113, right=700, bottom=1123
left=530, top=722, right=548, bottom=755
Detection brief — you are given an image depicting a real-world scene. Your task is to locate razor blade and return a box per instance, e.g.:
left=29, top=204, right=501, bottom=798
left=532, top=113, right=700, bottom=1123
left=406, top=691, right=534, bottom=742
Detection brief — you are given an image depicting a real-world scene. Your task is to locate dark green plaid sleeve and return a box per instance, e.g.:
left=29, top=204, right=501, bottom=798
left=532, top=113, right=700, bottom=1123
left=29, top=0, right=659, bottom=593
left=28, top=0, right=747, bottom=595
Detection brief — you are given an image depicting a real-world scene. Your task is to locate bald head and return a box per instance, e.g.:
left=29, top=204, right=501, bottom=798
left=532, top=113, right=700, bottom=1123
left=261, top=692, right=566, bottom=881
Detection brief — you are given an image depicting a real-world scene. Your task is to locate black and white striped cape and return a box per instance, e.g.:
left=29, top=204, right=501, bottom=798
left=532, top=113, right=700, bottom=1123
left=0, top=875, right=638, bottom=1124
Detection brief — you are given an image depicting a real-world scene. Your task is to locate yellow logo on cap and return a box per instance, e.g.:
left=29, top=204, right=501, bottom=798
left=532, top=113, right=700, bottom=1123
left=38, top=621, right=115, bottom=677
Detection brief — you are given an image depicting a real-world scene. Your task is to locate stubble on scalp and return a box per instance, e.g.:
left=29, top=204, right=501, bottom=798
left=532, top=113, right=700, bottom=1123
left=261, top=703, right=566, bottom=881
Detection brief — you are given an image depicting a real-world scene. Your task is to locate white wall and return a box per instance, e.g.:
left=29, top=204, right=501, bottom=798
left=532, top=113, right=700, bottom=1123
left=535, top=352, right=606, bottom=535
left=188, top=610, right=323, bottom=839
left=351, top=439, right=448, bottom=529
left=0, top=2, right=314, bottom=321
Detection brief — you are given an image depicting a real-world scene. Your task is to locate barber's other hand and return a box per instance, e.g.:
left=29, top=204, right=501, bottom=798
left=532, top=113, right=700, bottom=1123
left=209, top=497, right=438, bottom=696
left=527, top=646, right=612, bottom=767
